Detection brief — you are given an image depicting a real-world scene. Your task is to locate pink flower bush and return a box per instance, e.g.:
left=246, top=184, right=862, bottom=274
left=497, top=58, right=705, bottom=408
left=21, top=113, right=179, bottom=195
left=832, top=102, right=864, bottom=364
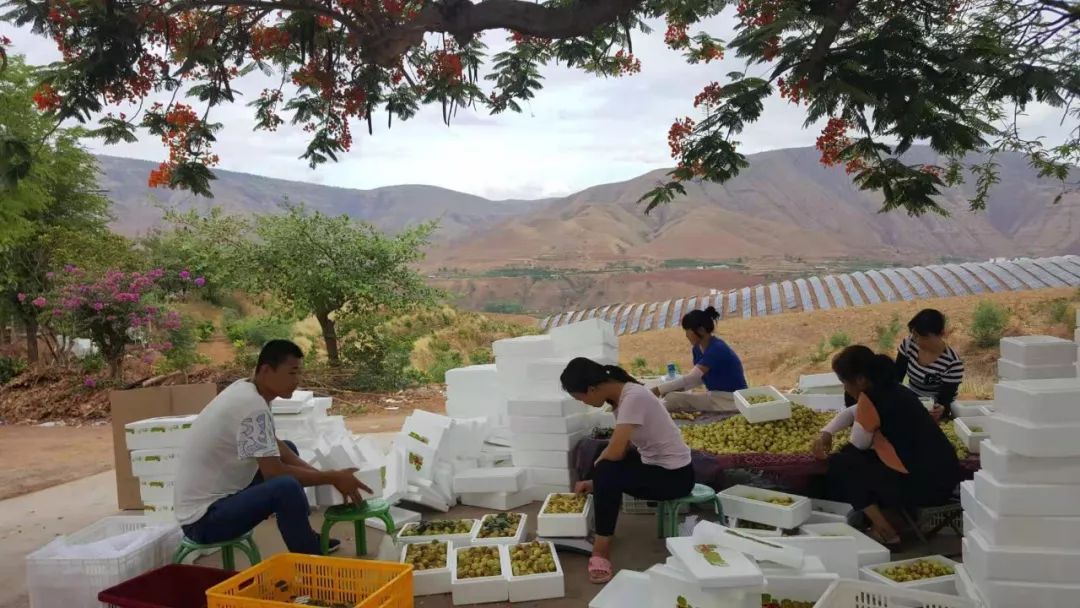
left=31, top=296, right=47, bottom=308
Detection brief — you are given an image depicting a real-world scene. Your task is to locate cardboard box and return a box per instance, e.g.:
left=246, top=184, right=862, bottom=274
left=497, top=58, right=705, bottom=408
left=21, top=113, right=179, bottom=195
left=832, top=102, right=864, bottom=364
left=110, top=383, right=217, bottom=510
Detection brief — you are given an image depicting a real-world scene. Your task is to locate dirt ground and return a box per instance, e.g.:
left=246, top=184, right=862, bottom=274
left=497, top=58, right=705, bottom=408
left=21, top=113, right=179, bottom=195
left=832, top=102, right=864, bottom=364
left=0, top=425, right=114, bottom=501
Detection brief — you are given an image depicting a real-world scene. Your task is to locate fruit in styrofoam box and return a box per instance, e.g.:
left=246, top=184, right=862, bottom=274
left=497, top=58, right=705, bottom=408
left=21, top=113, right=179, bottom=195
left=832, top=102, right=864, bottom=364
left=509, top=541, right=557, bottom=576
left=543, top=493, right=587, bottom=514
left=746, top=394, right=774, bottom=405
left=873, top=559, right=954, bottom=582
left=750, top=495, right=795, bottom=506
left=401, top=519, right=474, bottom=537
left=478, top=513, right=522, bottom=538
left=404, top=541, right=448, bottom=570
left=760, top=595, right=813, bottom=608
left=456, top=546, right=503, bottom=579
left=969, top=425, right=984, bottom=433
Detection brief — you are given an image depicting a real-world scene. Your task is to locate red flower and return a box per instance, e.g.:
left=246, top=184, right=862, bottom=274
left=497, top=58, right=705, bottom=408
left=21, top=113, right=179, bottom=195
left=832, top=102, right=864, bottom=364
left=32, top=84, right=62, bottom=112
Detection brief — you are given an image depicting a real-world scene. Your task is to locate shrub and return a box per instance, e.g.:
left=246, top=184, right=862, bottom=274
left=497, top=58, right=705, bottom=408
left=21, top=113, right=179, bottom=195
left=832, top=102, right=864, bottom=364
left=157, top=315, right=209, bottom=377
left=828, top=331, right=852, bottom=350
left=482, top=300, right=525, bottom=314
left=224, top=314, right=292, bottom=347
left=428, top=349, right=465, bottom=383
left=0, top=356, right=27, bottom=384
left=874, top=314, right=902, bottom=351
left=195, top=320, right=215, bottom=342
left=970, top=301, right=1010, bottom=348
left=469, top=347, right=494, bottom=365
left=809, top=339, right=830, bottom=364
left=631, top=357, right=649, bottom=375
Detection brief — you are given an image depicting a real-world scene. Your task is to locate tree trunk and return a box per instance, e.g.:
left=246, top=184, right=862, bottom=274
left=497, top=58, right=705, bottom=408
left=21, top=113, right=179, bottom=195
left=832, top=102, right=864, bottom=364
left=25, top=315, right=39, bottom=364
left=108, top=357, right=122, bottom=381
left=316, top=311, right=340, bottom=365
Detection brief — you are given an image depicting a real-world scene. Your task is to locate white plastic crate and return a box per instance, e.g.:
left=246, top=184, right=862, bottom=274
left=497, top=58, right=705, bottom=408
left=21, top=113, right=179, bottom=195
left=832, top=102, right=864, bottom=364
left=588, top=570, right=649, bottom=608
left=734, top=386, right=792, bottom=423
left=506, top=541, right=565, bottom=602
left=1000, top=335, right=1078, bottom=366
left=453, top=467, right=526, bottom=494
left=510, top=430, right=586, bottom=451
left=506, top=397, right=588, bottom=418
left=860, top=555, right=959, bottom=595
left=129, top=448, right=181, bottom=477
left=471, top=513, right=528, bottom=546
left=994, top=378, right=1080, bottom=424
left=813, top=579, right=975, bottom=608
left=964, top=528, right=1080, bottom=585
left=511, top=449, right=571, bottom=469
left=123, top=415, right=197, bottom=450
left=954, top=417, right=990, bottom=453
left=451, top=545, right=509, bottom=605
left=985, top=413, right=1080, bottom=457
left=537, top=493, right=592, bottom=538
left=508, top=412, right=588, bottom=434
left=980, top=439, right=1080, bottom=484
left=998, top=358, right=1077, bottom=381
left=973, top=469, right=1080, bottom=516
left=396, top=518, right=480, bottom=546
left=961, top=480, right=1080, bottom=550
left=952, top=400, right=992, bottom=418
left=801, top=523, right=891, bottom=567
left=460, top=490, right=532, bottom=511
left=137, top=476, right=174, bottom=503
left=400, top=540, right=453, bottom=596
left=26, top=516, right=180, bottom=608
left=718, top=485, right=811, bottom=529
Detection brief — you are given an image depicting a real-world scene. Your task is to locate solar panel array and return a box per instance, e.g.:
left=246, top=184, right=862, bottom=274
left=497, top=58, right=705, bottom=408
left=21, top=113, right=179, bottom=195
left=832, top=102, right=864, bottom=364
left=539, top=256, right=1080, bottom=335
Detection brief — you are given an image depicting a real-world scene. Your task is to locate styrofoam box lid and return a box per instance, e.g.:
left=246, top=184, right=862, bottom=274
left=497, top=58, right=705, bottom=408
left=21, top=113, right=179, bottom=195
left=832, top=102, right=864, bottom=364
left=801, top=523, right=889, bottom=557
left=665, top=536, right=766, bottom=589
left=759, top=555, right=826, bottom=575
left=493, top=335, right=555, bottom=358
left=125, top=415, right=197, bottom=431
left=798, top=372, right=841, bottom=390
left=995, top=378, right=1080, bottom=424
left=588, top=570, right=649, bottom=608
left=980, top=438, right=1080, bottom=484
left=704, top=524, right=806, bottom=569
left=445, top=363, right=499, bottom=382
left=1001, top=335, right=1078, bottom=359
left=965, top=527, right=1080, bottom=585
left=455, top=467, right=526, bottom=482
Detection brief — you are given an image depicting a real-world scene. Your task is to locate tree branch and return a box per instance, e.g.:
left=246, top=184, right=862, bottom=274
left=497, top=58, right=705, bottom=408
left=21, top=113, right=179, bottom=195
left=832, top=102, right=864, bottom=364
left=804, top=0, right=860, bottom=84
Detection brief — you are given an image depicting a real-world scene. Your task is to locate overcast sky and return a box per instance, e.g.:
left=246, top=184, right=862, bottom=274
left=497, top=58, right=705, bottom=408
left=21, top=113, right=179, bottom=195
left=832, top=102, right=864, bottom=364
left=5, top=15, right=1071, bottom=200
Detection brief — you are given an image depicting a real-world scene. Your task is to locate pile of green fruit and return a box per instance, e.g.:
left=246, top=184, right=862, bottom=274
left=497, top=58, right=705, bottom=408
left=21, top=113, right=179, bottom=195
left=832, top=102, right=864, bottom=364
left=477, top=513, right=522, bottom=538
left=403, top=540, right=447, bottom=570
left=874, top=559, right=954, bottom=582
left=750, top=495, right=795, bottom=506
left=543, top=494, right=587, bottom=514
left=938, top=423, right=968, bottom=458
left=456, top=546, right=502, bottom=579
left=400, top=519, right=474, bottom=537
left=761, top=594, right=814, bottom=608
left=509, top=542, right=557, bottom=576
left=745, top=394, right=775, bottom=405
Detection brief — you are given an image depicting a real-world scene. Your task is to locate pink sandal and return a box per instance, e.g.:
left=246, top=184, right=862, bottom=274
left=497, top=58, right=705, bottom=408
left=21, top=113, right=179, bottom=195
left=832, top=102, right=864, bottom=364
left=588, top=556, right=613, bottom=584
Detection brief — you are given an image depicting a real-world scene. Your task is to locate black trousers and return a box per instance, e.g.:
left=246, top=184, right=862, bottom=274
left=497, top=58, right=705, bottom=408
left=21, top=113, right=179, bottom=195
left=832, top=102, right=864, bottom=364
left=827, top=444, right=953, bottom=511
left=591, top=450, right=694, bottom=536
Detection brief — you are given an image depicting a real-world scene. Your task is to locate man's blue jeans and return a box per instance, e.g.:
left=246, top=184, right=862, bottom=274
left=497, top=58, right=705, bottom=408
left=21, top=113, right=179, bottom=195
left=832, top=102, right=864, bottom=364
left=181, top=441, right=322, bottom=554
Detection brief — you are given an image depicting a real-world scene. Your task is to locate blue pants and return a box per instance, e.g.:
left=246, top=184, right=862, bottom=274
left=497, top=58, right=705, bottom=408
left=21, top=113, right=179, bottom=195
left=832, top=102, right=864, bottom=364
left=181, top=441, right=321, bottom=554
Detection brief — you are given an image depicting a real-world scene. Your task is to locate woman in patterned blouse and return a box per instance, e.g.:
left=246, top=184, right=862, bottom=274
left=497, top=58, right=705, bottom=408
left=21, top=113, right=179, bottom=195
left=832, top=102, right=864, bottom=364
left=896, top=309, right=965, bottom=420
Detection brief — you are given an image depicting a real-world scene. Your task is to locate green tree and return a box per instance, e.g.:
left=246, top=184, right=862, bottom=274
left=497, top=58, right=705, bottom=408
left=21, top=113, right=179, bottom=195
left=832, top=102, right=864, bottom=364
left=3, top=1, right=1075, bottom=214
left=169, top=204, right=439, bottom=364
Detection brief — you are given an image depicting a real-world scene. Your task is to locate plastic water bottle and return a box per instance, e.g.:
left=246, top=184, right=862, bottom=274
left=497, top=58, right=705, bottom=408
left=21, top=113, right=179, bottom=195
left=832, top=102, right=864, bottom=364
left=666, top=362, right=678, bottom=380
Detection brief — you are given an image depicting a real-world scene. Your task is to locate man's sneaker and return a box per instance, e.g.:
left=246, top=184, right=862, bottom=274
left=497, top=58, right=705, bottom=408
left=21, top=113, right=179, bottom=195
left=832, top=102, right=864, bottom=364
left=326, top=538, right=341, bottom=554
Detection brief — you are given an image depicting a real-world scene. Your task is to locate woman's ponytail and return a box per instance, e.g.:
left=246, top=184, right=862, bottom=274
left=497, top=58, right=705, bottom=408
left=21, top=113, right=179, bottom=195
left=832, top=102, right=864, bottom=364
left=603, top=364, right=642, bottom=385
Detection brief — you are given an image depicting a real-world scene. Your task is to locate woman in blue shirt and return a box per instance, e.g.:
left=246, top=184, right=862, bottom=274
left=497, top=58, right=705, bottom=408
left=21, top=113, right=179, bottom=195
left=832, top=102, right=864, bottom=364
left=653, top=306, right=748, bottom=412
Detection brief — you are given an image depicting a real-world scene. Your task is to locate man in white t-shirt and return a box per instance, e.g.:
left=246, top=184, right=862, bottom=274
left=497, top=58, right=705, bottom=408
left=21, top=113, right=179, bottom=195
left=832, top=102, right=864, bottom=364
left=174, top=340, right=368, bottom=554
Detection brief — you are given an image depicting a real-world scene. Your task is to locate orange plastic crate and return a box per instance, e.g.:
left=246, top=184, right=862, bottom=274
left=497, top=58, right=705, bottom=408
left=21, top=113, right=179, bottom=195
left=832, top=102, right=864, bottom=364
left=206, top=554, right=413, bottom=608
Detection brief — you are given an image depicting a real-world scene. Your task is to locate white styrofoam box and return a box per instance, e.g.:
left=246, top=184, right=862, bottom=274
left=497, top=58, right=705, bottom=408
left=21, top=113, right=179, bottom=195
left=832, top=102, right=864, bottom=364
left=994, top=378, right=1080, bottom=424
left=477, top=445, right=513, bottom=468
left=455, top=457, right=481, bottom=471
left=137, top=476, right=174, bottom=504
left=727, top=517, right=785, bottom=537
left=402, top=415, right=449, bottom=453
left=453, top=467, right=526, bottom=494
left=985, top=412, right=1080, bottom=457
left=801, top=523, right=890, bottom=567
left=511, top=449, right=571, bottom=469
left=26, top=516, right=181, bottom=608
left=1000, top=335, right=1078, bottom=366
left=813, top=580, right=975, bottom=608
left=493, top=334, right=556, bottom=360
left=718, top=485, right=811, bottom=529
left=526, top=467, right=571, bottom=486
left=968, top=568, right=1080, bottom=608
left=764, top=571, right=838, bottom=605
left=787, top=393, right=845, bottom=412
left=398, top=434, right=437, bottom=481
left=953, top=400, right=993, bottom=417
left=980, top=438, right=1080, bottom=484
left=954, top=564, right=984, bottom=607
left=460, top=489, right=533, bottom=511
left=270, top=390, right=314, bottom=413
left=694, top=521, right=805, bottom=570
left=506, top=397, right=587, bottom=418
left=409, top=479, right=452, bottom=512
left=588, top=570, right=649, bottom=608
left=142, top=501, right=176, bottom=522
left=446, top=367, right=505, bottom=420
left=549, top=317, right=618, bottom=351
left=411, top=409, right=455, bottom=430
left=506, top=541, right=565, bottom=602
left=797, top=372, right=843, bottom=394
left=353, top=436, right=386, bottom=467
left=444, top=417, right=492, bottom=459
left=735, top=386, right=792, bottom=423
left=129, top=448, right=181, bottom=477
left=954, top=416, right=990, bottom=453
left=537, top=493, right=592, bottom=538
left=471, top=513, right=528, bottom=546
left=808, top=499, right=852, bottom=519
left=315, top=484, right=345, bottom=507
left=508, top=412, right=588, bottom=435
left=998, top=358, right=1077, bottom=380
left=433, top=462, right=454, bottom=502
left=961, top=480, right=1080, bottom=550
left=964, top=528, right=1080, bottom=585
left=451, top=544, right=509, bottom=605
left=124, top=415, right=197, bottom=450
left=974, top=469, right=1080, bottom=516
left=860, top=555, right=959, bottom=595
left=665, top=536, right=766, bottom=589
left=963, top=513, right=974, bottom=536
left=398, top=518, right=479, bottom=547
left=979, top=404, right=996, bottom=417
left=773, top=535, right=859, bottom=579
left=366, top=505, right=421, bottom=533
left=805, top=510, right=847, bottom=525
left=559, top=344, right=619, bottom=363
left=314, top=415, right=347, bottom=439
left=647, top=561, right=761, bottom=608
left=401, top=539, right=453, bottom=596
left=510, top=430, right=586, bottom=451
left=382, top=446, right=408, bottom=504
left=272, top=413, right=316, bottom=435
left=311, top=396, right=332, bottom=416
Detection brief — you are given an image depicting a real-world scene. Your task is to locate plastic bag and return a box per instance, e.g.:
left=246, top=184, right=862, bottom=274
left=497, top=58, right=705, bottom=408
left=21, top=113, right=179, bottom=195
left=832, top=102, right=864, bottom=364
left=678, top=515, right=699, bottom=537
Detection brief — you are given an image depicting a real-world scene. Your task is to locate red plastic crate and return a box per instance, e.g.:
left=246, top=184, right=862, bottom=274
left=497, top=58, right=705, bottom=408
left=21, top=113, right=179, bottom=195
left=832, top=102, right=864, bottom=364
left=98, top=564, right=235, bottom=608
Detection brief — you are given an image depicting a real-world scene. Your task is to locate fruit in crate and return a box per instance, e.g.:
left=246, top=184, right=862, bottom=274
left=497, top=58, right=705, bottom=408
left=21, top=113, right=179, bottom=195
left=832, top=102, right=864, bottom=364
left=761, top=595, right=814, bottom=608
left=745, top=394, right=774, bottom=405
left=543, top=494, right=587, bottom=514
left=408, top=431, right=430, bottom=444
left=401, top=519, right=474, bottom=536
left=750, top=495, right=795, bottom=506
left=404, top=540, right=448, bottom=570
left=291, top=598, right=352, bottom=607
left=509, top=541, right=557, bottom=576
left=456, top=546, right=502, bottom=579
left=693, top=544, right=728, bottom=566
left=478, top=513, right=522, bottom=538
left=408, top=451, right=424, bottom=471
left=874, top=559, right=954, bottom=582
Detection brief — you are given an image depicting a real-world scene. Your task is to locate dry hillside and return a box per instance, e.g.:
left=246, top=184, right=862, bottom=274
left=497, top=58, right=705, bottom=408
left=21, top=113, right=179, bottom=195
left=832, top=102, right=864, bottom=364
left=620, top=287, right=1080, bottom=400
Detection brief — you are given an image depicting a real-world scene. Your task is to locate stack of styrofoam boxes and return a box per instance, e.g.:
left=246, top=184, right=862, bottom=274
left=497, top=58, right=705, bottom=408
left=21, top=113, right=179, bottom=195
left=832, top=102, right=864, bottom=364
left=997, top=335, right=1077, bottom=380
left=446, top=364, right=507, bottom=434
left=788, top=372, right=846, bottom=411
left=125, top=415, right=197, bottom=521
left=961, top=376, right=1080, bottom=607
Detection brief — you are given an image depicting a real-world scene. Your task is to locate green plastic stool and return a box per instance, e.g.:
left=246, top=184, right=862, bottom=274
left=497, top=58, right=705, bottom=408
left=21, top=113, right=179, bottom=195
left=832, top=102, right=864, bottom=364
left=319, top=499, right=396, bottom=557
left=172, top=530, right=261, bottom=570
left=656, top=483, right=723, bottom=538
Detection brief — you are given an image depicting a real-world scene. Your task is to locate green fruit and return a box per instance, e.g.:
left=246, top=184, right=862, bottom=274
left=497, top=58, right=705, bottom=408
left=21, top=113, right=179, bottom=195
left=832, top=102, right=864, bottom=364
left=746, top=394, right=774, bottom=405
left=403, top=540, right=448, bottom=571
left=477, top=513, right=522, bottom=539
left=873, top=559, right=954, bottom=582
left=509, top=541, right=557, bottom=576
left=543, top=494, right=587, bottom=514
left=400, top=519, right=474, bottom=537
left=456, top=546, right=502, bottom=579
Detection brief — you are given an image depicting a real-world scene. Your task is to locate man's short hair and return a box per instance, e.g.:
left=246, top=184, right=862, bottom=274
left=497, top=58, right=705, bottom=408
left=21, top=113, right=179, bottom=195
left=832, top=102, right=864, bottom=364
left=256, top=340, right=304, bottom=371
